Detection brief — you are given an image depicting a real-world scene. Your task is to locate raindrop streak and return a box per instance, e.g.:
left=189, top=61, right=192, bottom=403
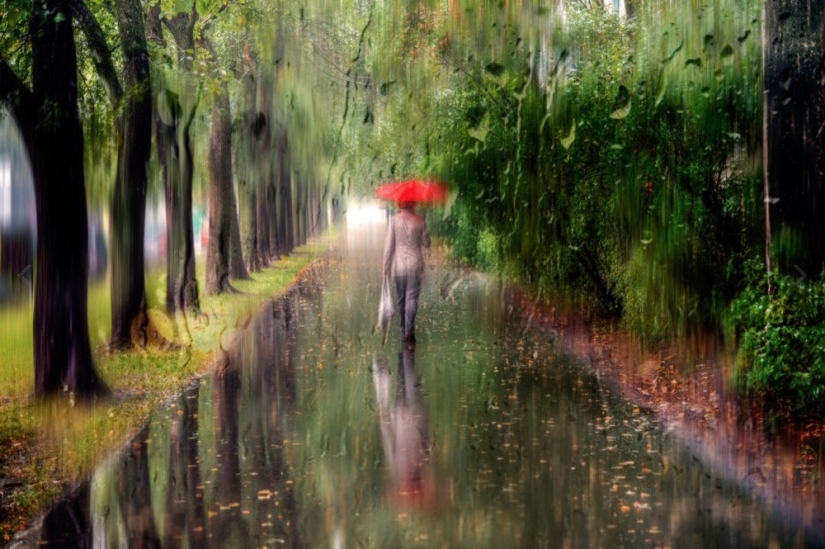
left=30, top=220, right=820, bottom=548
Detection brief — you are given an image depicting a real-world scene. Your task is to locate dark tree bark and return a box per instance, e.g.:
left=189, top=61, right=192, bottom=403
left=239, top=177, right=260, bottom=273
left=228, top=181, right=249, bottom=281
left=764, top=0, right=825, bottom=276
left=239, top=65, right=262, bottom=272
left=270, top=178, right=281, bottom=258
left=2, top=3, right=102, bottom=397
left=295, top=173, right=306, bottom=246
left=109, top=0, right=153, bottom=348
left=276, top=131, right=294, bottom=255
left=28, top=0, right=108, bottom=397
left=205, top=87, right=238, bottom=294
left=257, top=177, right=273, bottom=266
left=256, top=113, right=274, bottom=266
left=159, top=7, right=200, bottom=312
left=156, top=93, right=199, bottom=312
left=216, top=42, right=250, bottom=283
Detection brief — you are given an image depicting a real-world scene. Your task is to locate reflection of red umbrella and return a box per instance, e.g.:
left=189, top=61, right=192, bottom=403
left=375, top=179, right=448, bottom=204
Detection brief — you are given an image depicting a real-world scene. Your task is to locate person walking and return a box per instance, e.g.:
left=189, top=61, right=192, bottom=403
left=382, top=201, right=431, bottom=343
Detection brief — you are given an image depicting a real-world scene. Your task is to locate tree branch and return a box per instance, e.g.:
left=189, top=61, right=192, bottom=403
left=69, top=0, right=124, bottom=105
left=0, top=59, right=36, bottom=160
left=162, top=1, right=198, bottom=51
left=199, top=0, right=246, bottom=33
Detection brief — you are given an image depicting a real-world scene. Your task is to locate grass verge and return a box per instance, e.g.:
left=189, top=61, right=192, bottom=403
left=0, top=234, right=333, bottom=543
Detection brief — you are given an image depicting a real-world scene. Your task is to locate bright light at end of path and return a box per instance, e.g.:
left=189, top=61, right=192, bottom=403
left=346, top=201, right=388, bottom=227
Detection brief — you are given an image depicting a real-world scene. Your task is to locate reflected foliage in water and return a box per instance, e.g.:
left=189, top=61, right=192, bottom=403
left=31, top=225, right=819, bottom=548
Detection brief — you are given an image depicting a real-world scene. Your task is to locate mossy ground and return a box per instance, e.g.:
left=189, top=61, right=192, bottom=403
left=0, top=235, right=333, bottom=543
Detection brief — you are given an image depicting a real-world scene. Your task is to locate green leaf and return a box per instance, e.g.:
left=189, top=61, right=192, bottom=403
left=467, top=112, right=490, bottom=143
left=610, top=101, right=631, bottom=120
left=560, top=120, right=575, bottom=150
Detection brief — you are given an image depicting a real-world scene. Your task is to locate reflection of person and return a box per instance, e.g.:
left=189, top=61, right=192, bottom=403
left=382, top=201, right=431, bottom=343
left=372, top=347, right=434, bottom=508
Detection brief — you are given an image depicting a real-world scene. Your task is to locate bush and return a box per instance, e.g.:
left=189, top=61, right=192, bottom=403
left=615, top=246, right=702, bottom=342
left=728, top=261, right=825, bottom=420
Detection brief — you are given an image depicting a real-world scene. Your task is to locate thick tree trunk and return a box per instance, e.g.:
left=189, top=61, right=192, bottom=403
left=157, top=99, right=199, bottom=313
left=764, top=0, right=825, bottom=276
left=308, top=178, right=319, bottom=239
left=258, top=80, right=278, bottom=265
left=239, top=178, right=259, bottom=273
left=160, top=9, right=200, bottom=312
left=223, top=63, right=249, bottom=282
left=300, top=175, right=309, bottom=245
left=294, top=175, right=302, bottom=247
left=239, top=69, right=262, bottom=273
left=285, top=183, right=295, bottom=252
left=205, top=88, right=238, bottom=294
left=269, top=174, right=281, bottom=258
left=31, top=0, right=107, bottom=397
left=228, top=181, right=250, bottom=281
left=257, top=179, right=273, bottom=266
left=276, top=132, right=294, bottom=255
left=258, top=129, right=274, bottom=266
left=110, top=0, right=152, bottom=349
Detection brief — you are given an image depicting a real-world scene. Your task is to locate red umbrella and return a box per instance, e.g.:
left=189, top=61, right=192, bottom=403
left=375, top=179, right=448, bottom=204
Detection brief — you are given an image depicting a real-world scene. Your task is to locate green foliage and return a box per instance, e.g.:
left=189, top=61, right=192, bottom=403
left=728, top=263, right=825, bottom=420
left=403, top=1, right=765, bottom=342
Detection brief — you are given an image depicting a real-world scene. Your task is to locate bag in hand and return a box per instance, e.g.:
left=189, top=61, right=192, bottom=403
left=377, top=276, right=395, bottom=329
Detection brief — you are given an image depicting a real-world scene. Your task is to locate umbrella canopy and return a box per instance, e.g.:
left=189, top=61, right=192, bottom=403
left=375, top=179, right=447, bottom=204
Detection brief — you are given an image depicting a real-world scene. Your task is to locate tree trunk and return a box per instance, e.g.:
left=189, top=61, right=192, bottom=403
left=221, top=53, right=248, bottom=282
left=764, top=0, right=825, bottom=276
left=110, top=0, right=152, bottom=349
left=276, top=131, right=294, bottom=255
left=160, top=9, right=200, bottom=312
left=30, top=0, right=107, bottom=397
left=295, top=174, right=303, bottom=246
left=269, top=177, right=281, bottom=258
left=239, top=68, right=261, bottom=273
left=299, top=174, right=308, bottom=246
left=228, top=180, right=249, bottom=281
left=257, top=121, right=274, bottom=266
left=205, top=88, right=237, bottom=295
left=157, top=95, right=199, bottom=313
left=239, top=179, right=259, bottom=273
left=257, top=178, right=273, bottom=267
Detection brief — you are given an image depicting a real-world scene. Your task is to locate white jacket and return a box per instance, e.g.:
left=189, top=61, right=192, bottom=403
left=383, top=210, right=431, bottom=277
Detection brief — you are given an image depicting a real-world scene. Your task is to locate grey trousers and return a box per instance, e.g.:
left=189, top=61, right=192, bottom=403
left=394, top=274, right=422, bottom=336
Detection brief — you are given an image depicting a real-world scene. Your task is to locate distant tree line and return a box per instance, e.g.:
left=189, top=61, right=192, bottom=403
left=0, top=0, right=332, bottom=399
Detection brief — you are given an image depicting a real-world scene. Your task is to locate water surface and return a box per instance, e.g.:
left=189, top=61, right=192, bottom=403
left=28, top=220, right=822, bottom=548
